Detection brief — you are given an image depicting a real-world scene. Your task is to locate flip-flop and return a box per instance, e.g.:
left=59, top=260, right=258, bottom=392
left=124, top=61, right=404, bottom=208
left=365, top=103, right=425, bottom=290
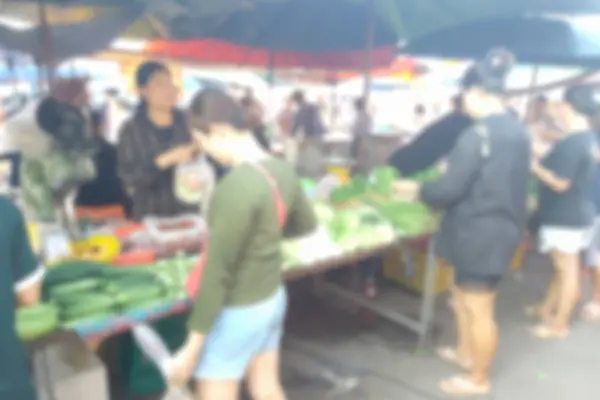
left=581, top=302, right=600, bottom=321
left=439, top=375, right=490, bottom=397
left=524, top=305, right=554, bottom=323
left=524, top=304, right=544, bottom=317
left=436, top=347, right=472, bottom=371
left=529, top=324, right=569, bottom=340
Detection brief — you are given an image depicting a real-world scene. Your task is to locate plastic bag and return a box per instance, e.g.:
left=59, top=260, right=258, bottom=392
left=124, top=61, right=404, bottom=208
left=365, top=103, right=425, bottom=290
left=131, top=324, right=195, bottom=400
left=162, top=387, right=194, bottom=400
left=174, top=155, right=215, bottom=208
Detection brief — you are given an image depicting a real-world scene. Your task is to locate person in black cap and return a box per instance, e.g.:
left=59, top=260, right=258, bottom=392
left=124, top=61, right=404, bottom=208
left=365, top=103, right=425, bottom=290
left=116, top=61, right=198, bottom=220
left=527, top=84, right=600, bottom=338
left=392, top=48, right=530, bottom=396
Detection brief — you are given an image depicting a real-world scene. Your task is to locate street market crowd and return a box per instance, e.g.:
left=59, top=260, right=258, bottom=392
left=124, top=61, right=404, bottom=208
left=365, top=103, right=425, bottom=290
left=2, top=48, right=600, bottom=399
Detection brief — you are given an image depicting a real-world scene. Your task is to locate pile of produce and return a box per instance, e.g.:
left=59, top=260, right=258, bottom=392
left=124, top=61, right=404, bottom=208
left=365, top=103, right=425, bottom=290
left=281, top=167, right=436, bottom=268
left=326, top=167, right=435, bottom=236
left=24, top=257, right=195, bottom=334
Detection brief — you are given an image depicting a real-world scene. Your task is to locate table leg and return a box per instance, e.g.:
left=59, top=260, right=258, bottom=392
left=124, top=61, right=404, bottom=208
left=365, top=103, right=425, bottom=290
left=417, top=236, right=437, bottom=348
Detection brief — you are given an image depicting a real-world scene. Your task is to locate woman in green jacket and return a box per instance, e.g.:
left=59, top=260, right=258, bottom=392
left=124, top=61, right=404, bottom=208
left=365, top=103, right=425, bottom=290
left=169, top=89, right=318, bottom=399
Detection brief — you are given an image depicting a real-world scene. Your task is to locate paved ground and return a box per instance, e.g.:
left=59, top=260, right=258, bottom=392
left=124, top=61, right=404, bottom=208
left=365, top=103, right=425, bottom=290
left=119, top=252, right=600, bottom=399
left=281, top=252, right=600, bottom=400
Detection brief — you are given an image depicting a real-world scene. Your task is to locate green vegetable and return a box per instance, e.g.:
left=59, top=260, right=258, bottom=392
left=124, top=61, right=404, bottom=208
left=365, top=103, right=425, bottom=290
left=43, top=260, right=108, bottom=288
left=62, top=311, right=117, bottom=328
left=348, top=176, right=368, bottom=195
left=410, top=168, right=441, bottom=183
left=329, top=185, right=360, bottom=205
left=60, top=293, right=117, bottom=319
left=114, top=284, right=165, bottom=307
left=49, top=278, right=102, bottom=298
left=16, top=303, right=59, bottom=341
left=368, top=167, right=399, bottom=195
left=123, top=298, right=167, bottom=311
left=372, top=201, right=433, bottom=236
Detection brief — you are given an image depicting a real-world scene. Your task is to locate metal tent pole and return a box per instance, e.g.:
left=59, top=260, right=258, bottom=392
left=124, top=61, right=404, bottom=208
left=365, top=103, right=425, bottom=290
left=36, top=0, right=55, bottom=88
left=362, top=0, right=375, bottom=103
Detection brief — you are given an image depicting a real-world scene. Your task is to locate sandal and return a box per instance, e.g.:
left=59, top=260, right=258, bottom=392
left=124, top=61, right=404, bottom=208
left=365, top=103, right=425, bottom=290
left=581, top=302, right=600, bottom=321
left=439, top=375, right=490, bottom=397
left=437, top=347, right=472, bottom=371
left=529, top=324, right=569, bottom=340
left=524, top=305, right=553, bottom=323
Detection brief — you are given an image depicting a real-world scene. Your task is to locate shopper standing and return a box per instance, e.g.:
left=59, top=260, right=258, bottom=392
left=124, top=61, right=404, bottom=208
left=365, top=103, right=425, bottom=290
left=393, top=49, right=530, bottom=396
left=527, top=84, right=599, bottom=336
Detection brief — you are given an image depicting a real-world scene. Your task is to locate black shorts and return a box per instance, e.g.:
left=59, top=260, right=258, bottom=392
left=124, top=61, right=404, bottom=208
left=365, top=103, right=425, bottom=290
left=454, top=270, right=503, bottom=291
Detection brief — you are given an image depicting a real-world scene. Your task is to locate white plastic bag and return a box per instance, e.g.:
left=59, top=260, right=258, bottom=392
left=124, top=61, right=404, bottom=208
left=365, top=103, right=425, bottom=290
left=162, top=387, right=194, bottom=400
left=131, top=324, right=195, bottom=400
left=174, top=155, right=215, bottom=208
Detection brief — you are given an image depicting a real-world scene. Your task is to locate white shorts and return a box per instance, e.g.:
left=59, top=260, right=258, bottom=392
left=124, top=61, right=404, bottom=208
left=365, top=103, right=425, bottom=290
left=538, top=225, right=594, bottom=254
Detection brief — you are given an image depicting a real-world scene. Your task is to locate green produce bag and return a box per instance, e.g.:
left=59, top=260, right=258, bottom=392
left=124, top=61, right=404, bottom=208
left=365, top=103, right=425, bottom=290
left=120, top=313, right=189, bottom=395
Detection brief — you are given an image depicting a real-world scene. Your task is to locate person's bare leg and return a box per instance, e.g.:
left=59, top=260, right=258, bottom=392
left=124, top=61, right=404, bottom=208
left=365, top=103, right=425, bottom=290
left=536, top=272, right=560, bottom=321
left=194, top=380, right=240, bottom=400
left=593, top=260, right=600, bottom=303
left=463, top=290, right=497, bottom=386
left=453, top=287, right=473, bottom=367
left=552, top=251, right=580, bottom=331
left=246, top=351, right=286, bottom=400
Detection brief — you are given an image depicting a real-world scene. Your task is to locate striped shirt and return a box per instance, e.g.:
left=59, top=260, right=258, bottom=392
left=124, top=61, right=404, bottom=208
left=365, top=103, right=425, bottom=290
left=116, top=110, right=197, bottom=220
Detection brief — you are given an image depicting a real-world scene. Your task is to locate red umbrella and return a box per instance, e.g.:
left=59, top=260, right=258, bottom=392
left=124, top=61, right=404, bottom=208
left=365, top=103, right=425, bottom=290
left=142, top=38, right=395, bottom=70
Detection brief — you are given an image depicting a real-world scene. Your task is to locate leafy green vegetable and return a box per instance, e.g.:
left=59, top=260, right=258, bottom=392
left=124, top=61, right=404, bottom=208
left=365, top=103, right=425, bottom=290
left=410, top=168, right=441, bottom=183
left=368, top=167, right=399, bottom=195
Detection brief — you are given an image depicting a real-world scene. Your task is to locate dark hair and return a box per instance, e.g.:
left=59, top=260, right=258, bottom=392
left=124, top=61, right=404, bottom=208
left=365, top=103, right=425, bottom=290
left=452, top=94, right=464, bottom=110
left=135, top=61, right=169, bottom=89
left=414, top=104, right=426, bottom=115
left=134, top=61, right=169, bottom=114
left=189, top=88, right=245, bottom=132
left=354, top=97, right=366, bottom=111
left=564, top=84, right=600, bottom=117
left=291, top=90, right=305, bottom=104
left=461, top=48, right=515, bottom=94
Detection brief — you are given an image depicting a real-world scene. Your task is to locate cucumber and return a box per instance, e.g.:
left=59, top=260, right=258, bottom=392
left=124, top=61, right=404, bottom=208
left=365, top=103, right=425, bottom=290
left=60, top=294, right=117, bottom=319
left=49, top=278, right=102, bottom=298
left=16, top=303, right=59, bottom=341
left=62, top=311, right=117, bottom=329
left=16, top=303, right=59, bottom=322
left=124, top=298, right=166, bottom=311
left=116, top=285, right=165, bottom=306
left=43, top=261, right=107, bottom=286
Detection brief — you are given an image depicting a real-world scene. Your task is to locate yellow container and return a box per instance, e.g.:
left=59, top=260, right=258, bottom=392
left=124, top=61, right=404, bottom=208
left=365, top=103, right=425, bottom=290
left=384, top=240, right=527, bottom=295
left=326, top=165, right=351, bottom=183
left=383, top=244, right=454, bottom=295
left=27, top=222, right=41, bottom=255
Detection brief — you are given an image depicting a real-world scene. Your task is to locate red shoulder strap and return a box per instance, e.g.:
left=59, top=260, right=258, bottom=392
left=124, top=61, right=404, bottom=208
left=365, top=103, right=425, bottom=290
left=251, top=163, right=287, bottom=227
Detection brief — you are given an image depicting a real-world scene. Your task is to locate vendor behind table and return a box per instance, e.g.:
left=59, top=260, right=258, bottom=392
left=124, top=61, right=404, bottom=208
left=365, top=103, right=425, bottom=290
left=116, top=61, right=199, bottom=221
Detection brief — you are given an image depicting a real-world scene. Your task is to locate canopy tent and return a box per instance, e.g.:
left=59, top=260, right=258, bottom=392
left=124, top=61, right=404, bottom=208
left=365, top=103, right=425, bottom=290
left=401, top=15, right=600, bottom=68
left=6, top=0, right=600, bottom=41
left=141, top=39, right=396, bottom=70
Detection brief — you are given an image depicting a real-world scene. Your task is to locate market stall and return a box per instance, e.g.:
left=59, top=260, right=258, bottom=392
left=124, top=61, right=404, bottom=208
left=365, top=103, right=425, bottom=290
left=19, top=165, right=440, bottom=397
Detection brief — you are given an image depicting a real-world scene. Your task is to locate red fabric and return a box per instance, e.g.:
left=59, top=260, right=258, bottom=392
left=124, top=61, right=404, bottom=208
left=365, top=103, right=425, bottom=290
left=143, top=39, right=396, bottom=70
left=186, top=164, right=288, bottom=298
